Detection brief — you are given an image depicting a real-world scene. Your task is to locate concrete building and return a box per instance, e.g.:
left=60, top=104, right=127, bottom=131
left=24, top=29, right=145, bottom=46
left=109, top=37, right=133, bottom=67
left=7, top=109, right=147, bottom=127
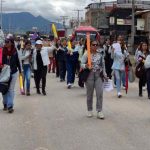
left=85, top=2, right=116, bottom=31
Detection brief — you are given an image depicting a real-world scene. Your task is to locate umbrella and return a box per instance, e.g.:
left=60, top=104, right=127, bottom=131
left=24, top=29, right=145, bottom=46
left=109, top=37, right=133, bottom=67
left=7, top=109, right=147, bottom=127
left=75, top=26, right=97, bottom=32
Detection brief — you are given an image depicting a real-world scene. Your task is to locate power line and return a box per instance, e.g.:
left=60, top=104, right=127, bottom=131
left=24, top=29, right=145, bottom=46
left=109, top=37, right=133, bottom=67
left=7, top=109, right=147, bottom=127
left=60, top=16, right=68, bottom=28
left=73, top=10, right=83, bottom=27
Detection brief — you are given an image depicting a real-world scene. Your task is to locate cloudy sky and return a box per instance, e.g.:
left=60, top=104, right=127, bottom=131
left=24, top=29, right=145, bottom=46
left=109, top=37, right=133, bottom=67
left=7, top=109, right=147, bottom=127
left=3, top=0, right=113, bottom=22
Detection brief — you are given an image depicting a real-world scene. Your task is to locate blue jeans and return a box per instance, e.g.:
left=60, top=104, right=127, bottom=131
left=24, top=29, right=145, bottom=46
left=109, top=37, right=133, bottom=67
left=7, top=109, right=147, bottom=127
left=23, top=64, right=31, bottom=92
left=114, top=70, right=125, bottom=87
left=3, top=72, right=18, bottom=108
left=114, top=70, right=124, bottom=93
left=66, top=61, right=76, bottom=84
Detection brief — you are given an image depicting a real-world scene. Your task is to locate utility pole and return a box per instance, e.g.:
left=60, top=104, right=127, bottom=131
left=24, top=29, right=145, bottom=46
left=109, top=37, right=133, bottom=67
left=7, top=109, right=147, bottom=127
left=131, top=0, right=135, bottom=54
left=60, top=16, right=68, bottom=36
left=60, top=16, right=68, bottom=29
left=73, top=10, right=83, bottom=27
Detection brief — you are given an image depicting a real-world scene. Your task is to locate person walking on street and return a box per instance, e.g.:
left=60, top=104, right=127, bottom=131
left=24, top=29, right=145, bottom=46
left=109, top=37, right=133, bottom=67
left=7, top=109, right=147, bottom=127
left=57, top=38, right=67, bottom=82
left=21, top=40, right=32, bottom=96
left=111, top=36, right=129, bottom=98
left=81, top=40, right=107, bottom=119
left=33, top=40, right=55, bottom=95
left=135, top=42, right=149, bottom=97
left=2, top=38, right=22, bottom=113
left=66, top=40, right=79, bottom=89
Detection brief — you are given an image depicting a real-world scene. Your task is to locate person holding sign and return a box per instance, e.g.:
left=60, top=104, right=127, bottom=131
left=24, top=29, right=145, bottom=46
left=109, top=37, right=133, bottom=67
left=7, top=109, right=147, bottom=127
left=81, top=39, right=107, bottom=119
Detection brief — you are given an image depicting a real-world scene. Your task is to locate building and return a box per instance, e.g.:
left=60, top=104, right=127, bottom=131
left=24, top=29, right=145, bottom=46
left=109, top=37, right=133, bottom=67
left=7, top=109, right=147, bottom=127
left=109, top=3, right=150, bottom=42
left=85, top=2, right=116, bottom=31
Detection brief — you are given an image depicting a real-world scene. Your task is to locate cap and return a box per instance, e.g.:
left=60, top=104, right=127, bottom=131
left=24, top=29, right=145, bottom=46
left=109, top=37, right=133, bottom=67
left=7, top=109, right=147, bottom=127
left=35, top=40, right=43, bottom=45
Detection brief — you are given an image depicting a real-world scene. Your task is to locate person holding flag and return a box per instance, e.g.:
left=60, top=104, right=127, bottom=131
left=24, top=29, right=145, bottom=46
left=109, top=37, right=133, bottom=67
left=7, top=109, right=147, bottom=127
left=81, top=36, right=107, bottom=119
left=66, top=40, right=79, bottom=89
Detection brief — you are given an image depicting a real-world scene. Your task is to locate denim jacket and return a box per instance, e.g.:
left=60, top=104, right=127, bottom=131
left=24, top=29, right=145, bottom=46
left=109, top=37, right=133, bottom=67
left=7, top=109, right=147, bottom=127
left=111, top=43, right=129, bottom=71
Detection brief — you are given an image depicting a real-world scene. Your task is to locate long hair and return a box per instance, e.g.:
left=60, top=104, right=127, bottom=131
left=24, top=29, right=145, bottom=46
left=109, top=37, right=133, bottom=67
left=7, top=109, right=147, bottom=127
left=139, top=42, right=149, bottom=54
left=3, top=39, right=16, bottom=56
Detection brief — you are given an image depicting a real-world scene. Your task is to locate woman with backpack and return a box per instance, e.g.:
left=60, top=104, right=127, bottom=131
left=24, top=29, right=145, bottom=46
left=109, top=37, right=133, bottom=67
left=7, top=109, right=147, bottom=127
left=2, top=38, right=22, bottom=113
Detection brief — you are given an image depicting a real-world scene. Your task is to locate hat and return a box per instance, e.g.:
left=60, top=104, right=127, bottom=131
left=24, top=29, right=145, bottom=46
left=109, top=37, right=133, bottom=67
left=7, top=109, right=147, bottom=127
left=35, top=40, right=43, bottom=45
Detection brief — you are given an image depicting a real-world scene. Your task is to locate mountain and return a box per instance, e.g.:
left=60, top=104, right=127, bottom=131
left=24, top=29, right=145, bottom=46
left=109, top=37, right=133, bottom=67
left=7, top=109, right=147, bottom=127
left=2, top=12, right=63, bottom=34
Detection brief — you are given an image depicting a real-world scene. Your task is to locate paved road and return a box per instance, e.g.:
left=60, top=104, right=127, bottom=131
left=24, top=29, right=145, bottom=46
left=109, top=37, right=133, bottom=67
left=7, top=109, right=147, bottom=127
left=0, top=74, right=150, bottom=150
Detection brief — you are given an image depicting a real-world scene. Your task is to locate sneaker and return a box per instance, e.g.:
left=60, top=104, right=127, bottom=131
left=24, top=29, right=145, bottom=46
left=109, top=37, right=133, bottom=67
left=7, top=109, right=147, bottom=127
left=143, top=86, right=146, bottom=91
left=8, top=107, right=14, bottom=114
left=87, top=111, right=93, bottom=118
left=37, top=90, right=41, bottom=94
left=26, top=91, right=30, bottom=96
left=42, top=90, right=46, bottom=96
left=21, top=92, right=25, bottom=95
left=122, top=86, right=126, bottom=90
left=114, top=84, right=117, bottom=88
left=3, top=104, right=7, bottom=111
left=67, top=83, right=72, bottom=89
left=97, top=111, right=105, bottom=119
left=118, top=92, right=122, bottom=98
left=139, top=93, right=143, bottom=97
left=60, top=79, right=64, bottom=82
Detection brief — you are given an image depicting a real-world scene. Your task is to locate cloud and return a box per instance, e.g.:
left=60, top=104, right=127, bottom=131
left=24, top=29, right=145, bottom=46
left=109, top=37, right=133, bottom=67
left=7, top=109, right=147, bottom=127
left=3, top=0, right=91, bottom=21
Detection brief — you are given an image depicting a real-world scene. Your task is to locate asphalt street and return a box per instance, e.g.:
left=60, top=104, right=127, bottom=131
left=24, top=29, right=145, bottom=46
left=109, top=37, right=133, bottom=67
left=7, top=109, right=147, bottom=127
left=0, top=73, right=150, bottom=150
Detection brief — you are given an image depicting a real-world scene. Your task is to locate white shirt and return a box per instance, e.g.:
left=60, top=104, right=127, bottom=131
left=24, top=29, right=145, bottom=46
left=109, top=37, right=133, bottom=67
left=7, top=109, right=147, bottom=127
left=33, top=45, right=55, bottom=70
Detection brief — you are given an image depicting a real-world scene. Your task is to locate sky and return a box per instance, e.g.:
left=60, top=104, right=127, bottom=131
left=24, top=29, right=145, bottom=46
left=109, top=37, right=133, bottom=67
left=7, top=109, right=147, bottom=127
left=2, top=0, right=113, bottom=22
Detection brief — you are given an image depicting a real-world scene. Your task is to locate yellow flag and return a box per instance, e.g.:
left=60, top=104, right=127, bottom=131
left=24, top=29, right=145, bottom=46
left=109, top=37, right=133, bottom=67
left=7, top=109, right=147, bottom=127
left=52, top=24, right=58, bottom=38
left=68, top=41, right=73, bottom=53
left=19, top=73, right=24, bottom=94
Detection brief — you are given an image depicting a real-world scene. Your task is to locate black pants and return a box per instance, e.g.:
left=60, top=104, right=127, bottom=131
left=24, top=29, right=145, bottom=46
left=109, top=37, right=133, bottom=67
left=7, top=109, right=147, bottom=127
left=58, top=60, right=66, bottom=80
left=139, top=72, right=146, bottom=95
left=146, top=69, right=150, bottom=97
left=34, top=66, right=47, bottom=91
left=55, top=59, right=59, bottom=77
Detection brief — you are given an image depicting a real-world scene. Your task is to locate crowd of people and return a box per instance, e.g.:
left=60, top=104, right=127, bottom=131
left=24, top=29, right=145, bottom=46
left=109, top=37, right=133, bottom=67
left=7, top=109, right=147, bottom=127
left=0, top=33, right=150, bottom=120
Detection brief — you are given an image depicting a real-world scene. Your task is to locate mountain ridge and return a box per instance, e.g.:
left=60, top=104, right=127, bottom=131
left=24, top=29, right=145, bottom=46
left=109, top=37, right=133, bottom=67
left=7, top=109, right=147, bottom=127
left=2, top=12, right=63, bottom=33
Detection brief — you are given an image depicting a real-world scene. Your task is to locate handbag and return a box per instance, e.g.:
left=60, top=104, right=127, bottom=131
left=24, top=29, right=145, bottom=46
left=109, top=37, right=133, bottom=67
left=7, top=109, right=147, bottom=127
left=0, top=65, right=11, bottom=95
left=135, top=62, right=145, bottom=78
left=0, top=82, right=10, bottom=95
left=0, top=65, right=11, bottom=82
left=78, top=68, right=90, bottom=83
